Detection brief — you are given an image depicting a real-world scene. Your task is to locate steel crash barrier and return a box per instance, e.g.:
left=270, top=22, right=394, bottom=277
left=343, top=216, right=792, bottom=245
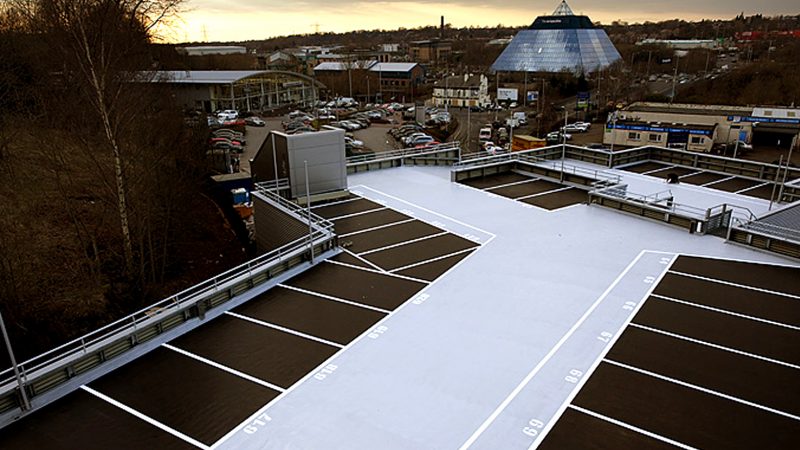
left=0, top=187, right=337, bottom=423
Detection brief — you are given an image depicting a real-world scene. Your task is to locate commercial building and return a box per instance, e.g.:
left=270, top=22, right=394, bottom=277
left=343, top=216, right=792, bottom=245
left=176, top=46, right=247, bottom=56
left=635, top=39, right=720, bottom=50
left=432, top=74, right=490, bottom=108
left=604, top=102, right=800, bottom=152
left=313, top=61, right=424, bottom=100
left=491, top=0, right=621, bottom=74
left=149, top=70, right=322, bottom=113
left=408, top=39, right=451, bottom=64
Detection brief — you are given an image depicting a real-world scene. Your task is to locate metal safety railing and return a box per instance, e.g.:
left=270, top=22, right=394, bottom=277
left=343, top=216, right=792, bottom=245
left=346, top=141, right=461, bottom=164
left=0, top=191, right=337, bottom=416
left=516, top=154, right=622, bottom=187
left=592, top=184, right=709, bottom=220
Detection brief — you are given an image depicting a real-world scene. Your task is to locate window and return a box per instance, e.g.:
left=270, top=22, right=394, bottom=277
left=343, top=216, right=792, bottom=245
left=789, top=112, right=797, bottom=118
left=763, top=110, right=773, bottom=116
left=649, top=134, right=662, bottom=142
left=690, top=136, right=703, bottom=144
left=628, top=132, right=641, bottom=140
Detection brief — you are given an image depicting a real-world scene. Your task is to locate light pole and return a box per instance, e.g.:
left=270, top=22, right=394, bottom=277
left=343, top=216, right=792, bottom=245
left=0, top=310, right=30, bottom=411
left=609, top=109, right=619, bottom=152
left=304, top=160, right=314, bottom=263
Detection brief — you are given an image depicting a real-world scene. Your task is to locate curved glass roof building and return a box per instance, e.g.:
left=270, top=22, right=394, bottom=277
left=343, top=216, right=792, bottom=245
left=491, top=1, right=621, bottom=74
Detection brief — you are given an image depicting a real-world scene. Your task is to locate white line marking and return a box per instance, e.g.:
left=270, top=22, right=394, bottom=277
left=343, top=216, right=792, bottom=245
left=357, top=231, right=449, bottom=256
left=211, top=231, right=490, bottom=449
left=338, top=218, right=416, bottom=238
left=678, top=170, right=704, bottom=179
left=675, top=252, right=800, bottom=269
left=461, top=249, right=654, bottom=450
left=310, top=196, right=361, bottom=209
left=629, top=323, right=800, bottom=370
left=568, top=405, right=699, bottom=450
left=225, top=311, right=345, bottom=348
left=485, top=178, right=540, bottom=191
left=389, top=247, right=475, bottom=273
left=81, top=385, right=211, bottom=450
left=735, top=182, right=770, bottom=194
left=604, top=358, right=800, bottom=421
left=328, top=206, right=387, bottom=221
left=529, top=252, right=678, bottom=450
left=701, top=175, right=736, bottom=187
left=514, top=186, right=572, bottom=201
left=325, top=259, right=430, bottom=285
left=338, top=247, right=386, bottom=273
left=353, top=184, right=496, bottom=239
left=277, top=283, right=391, bottom=314
left=668, top=270, right=800, bottom=300
left=162, top=344, right=286, bottom=392
left=641, top=164, right=678, bottom=175
left=651, top=293, right=800, bottom=331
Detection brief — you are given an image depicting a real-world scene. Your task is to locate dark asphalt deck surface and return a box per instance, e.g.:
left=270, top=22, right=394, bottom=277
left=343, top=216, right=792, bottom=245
left=520, top=188, right=588, bottom=210
left=343, top=220, right=441, bottom=254
left=461, top=172, right=530, bottom=189
left=0, top=390, right=196, bottom=450
left=333, top=208, right=409, bottom=234
left=234, top=285, right=386, bottom=344
left=540, top=255, right=800, bottom=450
left=458, top=171, right=587, bottom=211
left=312, top=198, right=383, bottom=219
left=89, top=348, right=280, bottom=445
left=395, top=251, right=474, bottom=281
left=490, top=180, right=563, bottom=199
left=538, top=408, right=680, bottom=450
left=706, top=177, right=764, bottom=192
left=680, top=171, right=730, bottom=185
left=647, top=166, right=699, bottom=178
left=362, top=234, right=478, bottom=271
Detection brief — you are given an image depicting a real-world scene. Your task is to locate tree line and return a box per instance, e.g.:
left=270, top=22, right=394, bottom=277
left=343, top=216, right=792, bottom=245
left=0, top=0, right=246, bottom=363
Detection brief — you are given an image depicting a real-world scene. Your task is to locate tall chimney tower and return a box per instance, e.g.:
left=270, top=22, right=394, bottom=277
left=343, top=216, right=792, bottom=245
left=440, top=16, right=444, bottom=38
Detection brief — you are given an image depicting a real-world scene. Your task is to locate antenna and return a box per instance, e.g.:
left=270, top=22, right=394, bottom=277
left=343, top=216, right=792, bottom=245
left=311, top=23, right=320, bottom=34
left=201, top=24, right=208, bottom=42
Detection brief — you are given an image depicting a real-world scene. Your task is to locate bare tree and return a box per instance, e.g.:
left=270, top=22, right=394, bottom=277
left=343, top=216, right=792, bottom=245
left=17, top=0, right=183, bottom=278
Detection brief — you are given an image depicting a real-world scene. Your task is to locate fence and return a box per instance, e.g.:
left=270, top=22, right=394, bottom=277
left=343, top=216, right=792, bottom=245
left=347, top=142, right=461, bottom=173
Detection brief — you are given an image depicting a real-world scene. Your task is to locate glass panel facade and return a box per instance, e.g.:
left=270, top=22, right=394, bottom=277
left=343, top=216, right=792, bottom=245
left=491, top=28, right=621, bottom=73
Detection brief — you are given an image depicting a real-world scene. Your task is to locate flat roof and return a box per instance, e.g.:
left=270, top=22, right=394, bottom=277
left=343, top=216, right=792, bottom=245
left=627, top=102, right=754, bottom=117
left=149, top=70, right=271, bottom=84
left=369, top=62, right=419, bottom=73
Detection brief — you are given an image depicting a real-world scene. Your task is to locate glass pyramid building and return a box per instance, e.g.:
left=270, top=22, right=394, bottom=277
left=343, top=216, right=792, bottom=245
left=491, top=1, right=621, bottom=74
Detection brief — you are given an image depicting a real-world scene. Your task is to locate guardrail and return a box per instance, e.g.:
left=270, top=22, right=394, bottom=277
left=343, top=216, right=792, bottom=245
left=346, top=141, right=461, bottom=164
left=254, top=178, right=290, bottom=193
left=591, top=184, right=709, bottom=220
left=0, top=191, right=337, bottom=419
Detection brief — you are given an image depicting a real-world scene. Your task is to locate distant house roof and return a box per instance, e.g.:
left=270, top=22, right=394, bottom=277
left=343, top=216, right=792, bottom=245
left=149, top=70, right=268, bottom=84
left=314, top=61, right=378, bottom=71
left=369, top=62, right=419, bottom=73
left=434, top=74, right=484, bottom=88
left=176, top=46, right=247, bottom=56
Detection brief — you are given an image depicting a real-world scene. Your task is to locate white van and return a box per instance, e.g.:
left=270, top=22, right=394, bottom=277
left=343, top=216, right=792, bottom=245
left=479, top=127, right=492, bottom=142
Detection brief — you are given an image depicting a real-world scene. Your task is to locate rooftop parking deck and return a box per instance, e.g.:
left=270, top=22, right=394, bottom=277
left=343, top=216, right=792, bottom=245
left=1, top=164, right=798, bottom=449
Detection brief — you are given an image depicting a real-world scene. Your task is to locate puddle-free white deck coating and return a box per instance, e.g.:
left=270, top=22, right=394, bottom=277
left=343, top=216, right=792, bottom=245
left=217, top=165, right=796, bottom=450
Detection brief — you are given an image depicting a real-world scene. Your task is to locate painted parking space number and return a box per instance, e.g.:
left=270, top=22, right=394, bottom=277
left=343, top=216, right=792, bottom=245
left=522, top=418, right=545, bottom=437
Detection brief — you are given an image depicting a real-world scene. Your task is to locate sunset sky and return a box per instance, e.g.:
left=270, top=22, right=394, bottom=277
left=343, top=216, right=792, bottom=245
left=169, top=0, right=799, bottom=43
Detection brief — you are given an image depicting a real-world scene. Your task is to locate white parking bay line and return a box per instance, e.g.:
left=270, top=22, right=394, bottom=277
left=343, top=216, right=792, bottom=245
left=163, top=344, right=286, bottom=392
left=225, top=311, right=345, bottom=349
left=568, top=405, right=698, bottom=450
left=356, top=231, right=449, bottom=256
left=81, top=385, right=211, bottom=450
left=604, top=358, right=800, bottom=422
left=277, top=283, right=392, bottom=314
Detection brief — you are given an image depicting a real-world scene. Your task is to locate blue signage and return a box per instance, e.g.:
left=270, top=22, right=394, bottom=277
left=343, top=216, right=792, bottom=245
left=727, top=115, right=800, bottom=125
left=607, top=122, right=712, bottom=136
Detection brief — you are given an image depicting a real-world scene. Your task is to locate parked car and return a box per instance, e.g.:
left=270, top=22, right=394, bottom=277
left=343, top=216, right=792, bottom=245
left=478, top=127, right=493, bottom=142
left=217, top=109, right=239, bottom=121
left=408, top=135, right=435, bottom=146
left=245, top=116, right=265, bottom=127
left=546, top=131, right=572, bottom=143
left=403, top=132, right=429, bottom=145
left=561, top=123, right=589, bottom=133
